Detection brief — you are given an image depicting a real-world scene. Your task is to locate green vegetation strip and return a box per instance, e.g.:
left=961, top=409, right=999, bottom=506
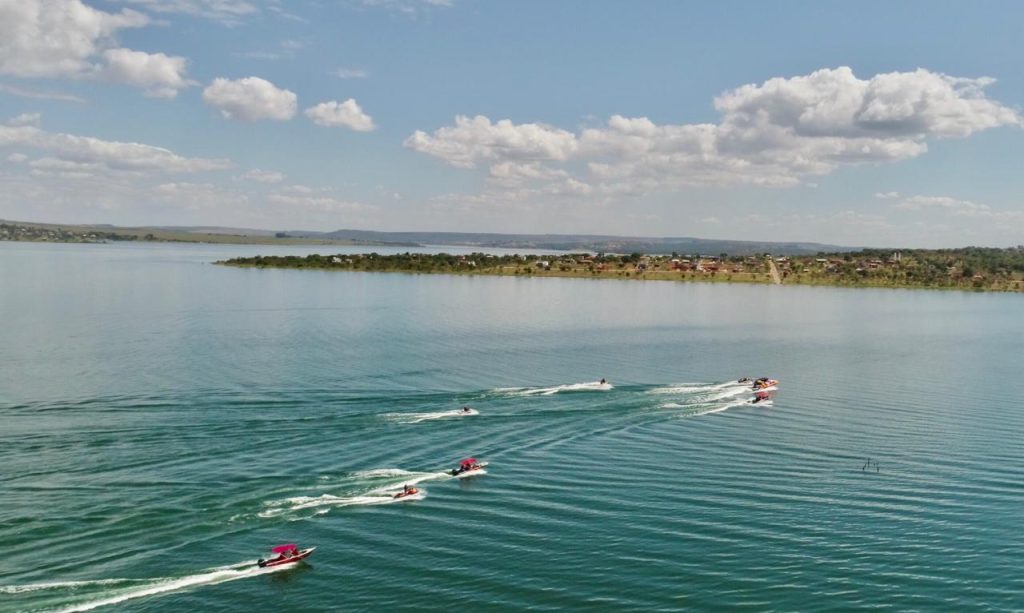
left=218, top=248, right=1024, bottom=292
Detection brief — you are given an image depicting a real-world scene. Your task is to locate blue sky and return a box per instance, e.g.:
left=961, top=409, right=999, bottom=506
left=1, top=0, right=1022, bottom=247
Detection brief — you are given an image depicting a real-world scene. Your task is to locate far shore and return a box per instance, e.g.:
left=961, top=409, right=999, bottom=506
left=0, top=221, right=416, bottom=247
left=217, top=250, right=1024, bottom=293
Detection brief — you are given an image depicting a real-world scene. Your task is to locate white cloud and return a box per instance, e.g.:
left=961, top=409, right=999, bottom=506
left=360, top=0, right=454, bottom=14
left=0, top=0, right=148, bottom=78
left=6, top=152, right=29, bottom=163
left=268, top=192, right=373, bottom=213
left=234, top=39, right=307, bottom=61
left=28, top=156, right=103, bottom=179
left=405, top=115, right=579, bottom=168
left=241, top=168, right=285, bottom=183
left=0, top=83, right=86, bottom=103
left=111, top=0, right=259, bottom=25
left=407, top=67, right=1020, bottom=198
left=202, top=77, right=297, bottom=121
left=99, top=48, right=195, bottom=98
left=304, top=99, right=376, bottom=131
left=154, top=182, right=248, bottom=209
left=232, top=50, right=283, bottom=60
left=0, top=0, right=195, bottom=98
left=9, top=113, right=42, bottom=127
left=488, top=161, right=569, bottom=184
left=874, top=191, right=901, bottom=199
left=0, top=124, right=232, bottom=173
left=712, top=67, right=1019, bottom=146
left=334, top=67, right=368, bottom=79
left=894, top=195, right=991, bottom=214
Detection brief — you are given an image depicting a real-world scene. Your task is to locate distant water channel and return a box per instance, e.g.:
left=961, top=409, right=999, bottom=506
left=1, top=241, right=1022, bottom=611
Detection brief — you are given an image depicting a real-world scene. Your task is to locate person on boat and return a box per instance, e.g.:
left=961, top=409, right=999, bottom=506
left=462, top=406, right=473, bottom=413
left=600, top=378, right=607, bottom=385
left=292, top=547, right=300, bottom=557
left=738, top=377, right=751, bottom=383
left=404, top=484, right=416, bottom=494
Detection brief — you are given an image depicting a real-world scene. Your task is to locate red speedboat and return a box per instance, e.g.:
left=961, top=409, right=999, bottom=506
left=450, top=457, right=488, bottom=478
left=257, top=544, right=316, bottom=568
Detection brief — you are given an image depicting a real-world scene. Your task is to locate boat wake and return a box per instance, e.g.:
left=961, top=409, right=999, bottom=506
left=648, top=380, right=747, bottom=395
left=650, top=380, right=772, bottom=416
left=385, top=408, right=479, bottom=424
left=2, top=560, right=287, bottom=612
left=257, top=469, right=448, bottom=519
left=497, top=381, right=613, bottom=396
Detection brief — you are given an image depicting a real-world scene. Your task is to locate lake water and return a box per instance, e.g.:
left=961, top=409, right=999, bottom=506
left=1, top=241, right=1022, bottom=612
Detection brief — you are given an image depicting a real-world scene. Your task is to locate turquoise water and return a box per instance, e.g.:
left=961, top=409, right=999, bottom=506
left=1, top=241, right=1022, bottom=612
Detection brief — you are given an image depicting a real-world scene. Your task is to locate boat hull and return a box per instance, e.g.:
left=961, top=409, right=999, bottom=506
left=258, top=547, right=315, bottom=568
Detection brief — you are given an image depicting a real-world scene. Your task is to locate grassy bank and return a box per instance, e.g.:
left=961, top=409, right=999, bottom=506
left=218, top=249, right=1024, bottom=293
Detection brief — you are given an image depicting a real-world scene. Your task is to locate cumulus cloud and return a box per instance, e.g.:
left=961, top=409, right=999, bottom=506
left=0, top=83, right=86, bottom=103
left=28, top=156, right=104, bottom=179
left=361, top=0, right=454, bottom=14
left=111, top=0, right=259, bottom=25
left=99, top=48, right=196, bottom=98
left=202, top=77, right=297, bottom=121
left=304, top=99, right=376, bottom=131
left=9, top=113, right=42, bottom=127
left=334, top=67, right=368, bottom=79
left=894, top=195, right=991, bottom=214
left=0, top=0, right=194, bottom=97
left=241, top=168, right=285, bottom=183
left=268, top=192, right=372, bottom=213
left=406, top=67, right=1021, bottom=197
left=0, top=124, right=232, bottom=174
left=405, top=115, right=578, bottom=168
left=154, top=182, right=249, bottom=209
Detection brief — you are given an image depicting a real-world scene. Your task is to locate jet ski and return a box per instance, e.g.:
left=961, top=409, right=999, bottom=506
left=751, top=378, right=779, bottom=391
left=257, top=544, right=315, bottom=568
left=450, top=457, right=488, bottom=478
left=393, top=485, right=421, bottom=499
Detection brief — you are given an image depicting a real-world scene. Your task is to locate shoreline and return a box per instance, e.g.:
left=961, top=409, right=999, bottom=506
left=216, top=251, right=1024, bottom=294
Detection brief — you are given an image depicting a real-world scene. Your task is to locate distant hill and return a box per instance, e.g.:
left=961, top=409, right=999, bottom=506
left=289, top=229, right=853, bottom=256
left=2, top=219, right=855, bottom=255
left=0, top=220, right=414, bottom=247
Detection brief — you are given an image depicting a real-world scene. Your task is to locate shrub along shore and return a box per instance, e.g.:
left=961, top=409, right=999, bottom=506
left=217, top=247, right=1024, bottom=292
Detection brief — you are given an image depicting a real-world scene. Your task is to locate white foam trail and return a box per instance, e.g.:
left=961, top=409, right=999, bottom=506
left=386, top=408, right=478, bottom=424
left=649, top=380, right=747, bottom=394
left=508, top=381, right=613, bottom=396
left=351, top=468, right=415, bottom=479
left=659, top=395, right=757, bottom=416
left=0, top=579, right=131, bottom=595
left=365, top=472, right=450, bottom=495
left=47, top=561, right=280, bottom=612
left=259, top=471, right=448, bottom=517
left=707, top=387, right=750, bottom=401
left=686, top=398, right=752, bottom=416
